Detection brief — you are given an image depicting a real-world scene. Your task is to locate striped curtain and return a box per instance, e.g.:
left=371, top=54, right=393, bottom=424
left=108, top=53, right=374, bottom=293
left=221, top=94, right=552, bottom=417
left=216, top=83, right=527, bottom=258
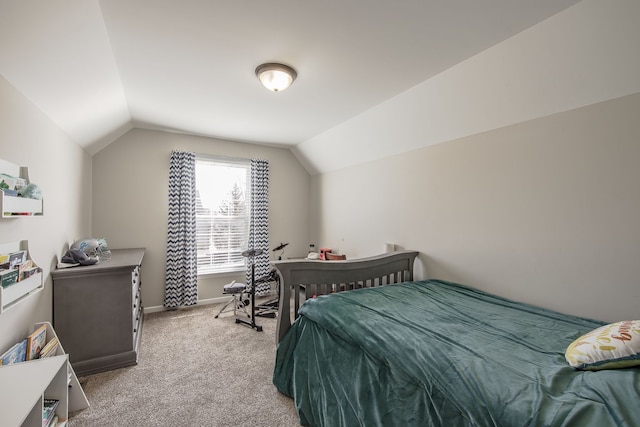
left=246, top=159, right=271, bottom=296
left=164, top=150, right=198, bottom=308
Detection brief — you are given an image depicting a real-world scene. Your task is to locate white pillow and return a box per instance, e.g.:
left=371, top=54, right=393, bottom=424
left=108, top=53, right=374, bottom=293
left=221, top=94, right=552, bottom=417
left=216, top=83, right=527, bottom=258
left=565, top=320, right=640, bottom=370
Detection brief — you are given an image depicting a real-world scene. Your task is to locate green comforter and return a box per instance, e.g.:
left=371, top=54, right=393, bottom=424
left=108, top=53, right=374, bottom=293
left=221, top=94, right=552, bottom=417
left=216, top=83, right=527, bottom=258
left=273, top=280, right=640, bottom=426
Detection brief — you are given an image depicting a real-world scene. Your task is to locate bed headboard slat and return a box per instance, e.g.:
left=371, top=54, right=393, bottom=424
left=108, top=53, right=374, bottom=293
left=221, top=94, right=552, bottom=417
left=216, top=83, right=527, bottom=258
left=272, top=250, right=419, bottom=343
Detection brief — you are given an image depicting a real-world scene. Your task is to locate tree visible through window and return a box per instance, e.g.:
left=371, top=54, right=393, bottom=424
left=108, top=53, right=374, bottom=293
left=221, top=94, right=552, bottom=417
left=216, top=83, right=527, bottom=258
left=195, top=155, right=251, bottom=274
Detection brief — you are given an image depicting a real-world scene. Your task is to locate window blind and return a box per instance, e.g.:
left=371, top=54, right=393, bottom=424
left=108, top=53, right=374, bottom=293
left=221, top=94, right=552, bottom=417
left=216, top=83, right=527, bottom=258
left=195, top=155, right=251, bottom=274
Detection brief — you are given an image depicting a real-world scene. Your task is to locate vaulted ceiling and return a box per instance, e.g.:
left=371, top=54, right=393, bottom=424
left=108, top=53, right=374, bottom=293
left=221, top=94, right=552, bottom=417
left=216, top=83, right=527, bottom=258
left=0, top=0, right=581, bottom=156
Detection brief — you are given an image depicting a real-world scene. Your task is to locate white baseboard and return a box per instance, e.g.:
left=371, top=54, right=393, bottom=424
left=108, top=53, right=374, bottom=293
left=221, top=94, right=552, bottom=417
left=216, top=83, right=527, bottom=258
left=143, top=296, right=230, bottom=314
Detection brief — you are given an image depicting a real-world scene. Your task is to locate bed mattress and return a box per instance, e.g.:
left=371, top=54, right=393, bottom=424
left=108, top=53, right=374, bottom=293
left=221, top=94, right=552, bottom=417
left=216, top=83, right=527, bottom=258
left=273, top=280, right=640, bottom=426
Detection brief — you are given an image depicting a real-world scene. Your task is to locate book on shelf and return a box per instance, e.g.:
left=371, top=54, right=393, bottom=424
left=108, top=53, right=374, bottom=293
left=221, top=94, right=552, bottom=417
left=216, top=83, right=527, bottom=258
left=18, top=259, right=33, bottom=279
left=0, top=249, right=37, bottom=286
left=40, top=336, right=59, bottom=358
left=0, top=268, right=19, bottom=288
left=9, top=250, right=27, bottom=269
left=26, top=324, right=47, bottom=360
left=0, top=339, right=27, bottom=365
left=22, top=266, right=40, bottom=280
left=43, top=399, right=60, bottom=427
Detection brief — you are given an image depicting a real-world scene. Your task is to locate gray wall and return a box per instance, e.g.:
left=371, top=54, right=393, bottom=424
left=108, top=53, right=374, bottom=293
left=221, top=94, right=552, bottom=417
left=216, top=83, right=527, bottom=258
left=91, top=128, right=310, bottom=310
left=0, top=75, right=91, bottom=351
left=311, top=93, right=640, bottom=323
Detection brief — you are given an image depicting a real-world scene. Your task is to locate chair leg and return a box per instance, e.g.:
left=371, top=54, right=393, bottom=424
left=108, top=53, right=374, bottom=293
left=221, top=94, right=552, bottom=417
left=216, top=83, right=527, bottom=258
left=215, top=293, right=251, bottom=319
left=214, top=295, right=237, bottom=319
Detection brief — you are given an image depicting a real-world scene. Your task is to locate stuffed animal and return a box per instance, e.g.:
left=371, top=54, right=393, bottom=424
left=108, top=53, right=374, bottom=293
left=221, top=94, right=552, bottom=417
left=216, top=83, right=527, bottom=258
left=17, top=183, right=42, bottom=199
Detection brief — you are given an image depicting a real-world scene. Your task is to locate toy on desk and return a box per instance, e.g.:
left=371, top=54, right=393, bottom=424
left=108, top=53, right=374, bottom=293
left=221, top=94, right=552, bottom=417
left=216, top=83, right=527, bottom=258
left=319, top=248, right=332, bottom=260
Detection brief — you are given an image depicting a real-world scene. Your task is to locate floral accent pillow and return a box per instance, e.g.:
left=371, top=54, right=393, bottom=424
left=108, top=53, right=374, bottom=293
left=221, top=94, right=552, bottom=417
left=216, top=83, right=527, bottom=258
left=565, top=320, right=640, bottom=370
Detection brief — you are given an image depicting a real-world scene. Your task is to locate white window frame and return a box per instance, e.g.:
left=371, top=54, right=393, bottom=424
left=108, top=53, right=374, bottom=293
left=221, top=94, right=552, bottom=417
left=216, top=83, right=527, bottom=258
left=195, top=154, right=251, bottom=276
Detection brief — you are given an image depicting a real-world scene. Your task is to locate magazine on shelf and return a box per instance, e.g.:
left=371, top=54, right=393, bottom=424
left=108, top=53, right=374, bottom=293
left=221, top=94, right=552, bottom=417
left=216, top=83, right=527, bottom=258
left=26, top=324, right=47, bottom=360
left=0, top=268, right=18, bottom=288
left=43, top=399, right=60, bottom=427
left=0, top=249, right=35, bottom=286
left=0, top=339, right=27, bottom=365
left=40, top=336, right=59, bottom=358
left=18, top=259, right=33, bottom=278
left=8, top=250, right=27, bottom=269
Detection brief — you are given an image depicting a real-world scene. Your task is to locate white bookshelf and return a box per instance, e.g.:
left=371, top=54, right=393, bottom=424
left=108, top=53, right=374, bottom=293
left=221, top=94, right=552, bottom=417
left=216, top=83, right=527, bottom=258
left=0, top=241, right=43, bottom=313
left=0, top=158, right=43, bottom=218
left=35, top=322, right=89, bottom=413
left=0, top=322, right=89, bottom=427
left=0, top=355, right=68, bottom=426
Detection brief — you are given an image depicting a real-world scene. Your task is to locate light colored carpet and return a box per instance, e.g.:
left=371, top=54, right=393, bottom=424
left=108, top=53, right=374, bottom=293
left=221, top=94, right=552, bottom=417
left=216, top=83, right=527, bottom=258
left=68, top=303, right=300, bottom=427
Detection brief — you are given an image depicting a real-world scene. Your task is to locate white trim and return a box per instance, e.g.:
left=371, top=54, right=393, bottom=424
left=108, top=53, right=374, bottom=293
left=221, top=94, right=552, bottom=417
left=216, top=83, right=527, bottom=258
left=197, top=268, right=245, bottom=279
left=144, top=296, right=229, bottom=314
left=195, top=153, right=250, bottom=165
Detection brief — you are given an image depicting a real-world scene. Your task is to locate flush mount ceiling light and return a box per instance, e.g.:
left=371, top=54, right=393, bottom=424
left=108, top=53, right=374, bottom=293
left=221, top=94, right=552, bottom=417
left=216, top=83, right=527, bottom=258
left=255, top=62, right=297, bottom=92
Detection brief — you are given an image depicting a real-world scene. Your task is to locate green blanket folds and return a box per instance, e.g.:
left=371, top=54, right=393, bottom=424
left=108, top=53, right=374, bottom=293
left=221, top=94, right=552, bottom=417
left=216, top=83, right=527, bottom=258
left=273, top=280, right=640, bottom=427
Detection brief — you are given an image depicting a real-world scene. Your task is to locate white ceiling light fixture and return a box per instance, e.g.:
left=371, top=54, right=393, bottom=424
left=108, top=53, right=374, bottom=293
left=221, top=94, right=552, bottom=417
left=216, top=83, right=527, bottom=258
left=255, top=62, right=297, bottom=92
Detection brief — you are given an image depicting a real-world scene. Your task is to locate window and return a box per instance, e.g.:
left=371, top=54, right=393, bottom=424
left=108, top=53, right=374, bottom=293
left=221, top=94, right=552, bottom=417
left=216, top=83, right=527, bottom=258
left=195, top=155, right=251, bottom=275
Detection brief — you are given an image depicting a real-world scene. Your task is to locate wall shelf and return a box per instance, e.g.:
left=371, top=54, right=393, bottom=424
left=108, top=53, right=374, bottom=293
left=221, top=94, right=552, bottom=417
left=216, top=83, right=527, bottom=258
left=0, top=241, right=43, bottom=313
left=0, top=158, right=43, bottom=217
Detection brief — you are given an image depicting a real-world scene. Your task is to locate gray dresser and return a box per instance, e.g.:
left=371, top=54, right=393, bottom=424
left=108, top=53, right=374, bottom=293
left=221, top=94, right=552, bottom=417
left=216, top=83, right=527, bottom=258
left=51, top=248, right=145, bottom=376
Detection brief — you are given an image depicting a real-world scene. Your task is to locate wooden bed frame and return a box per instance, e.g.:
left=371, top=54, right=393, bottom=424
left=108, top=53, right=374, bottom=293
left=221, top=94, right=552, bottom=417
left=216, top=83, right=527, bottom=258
left=272, top=250, right=419, bottom=342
